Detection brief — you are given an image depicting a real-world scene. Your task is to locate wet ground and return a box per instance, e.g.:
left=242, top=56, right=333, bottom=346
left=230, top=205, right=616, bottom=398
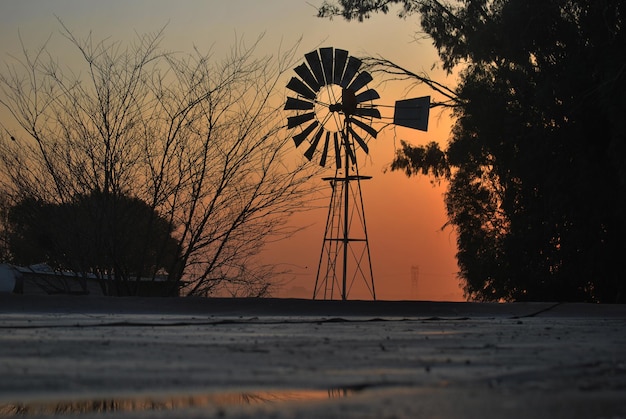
left=0, top=295, right=625, bottom=418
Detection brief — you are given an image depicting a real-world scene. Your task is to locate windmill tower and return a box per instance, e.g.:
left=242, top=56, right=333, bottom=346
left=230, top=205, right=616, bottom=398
left=285, top=47, right=430, bottom=300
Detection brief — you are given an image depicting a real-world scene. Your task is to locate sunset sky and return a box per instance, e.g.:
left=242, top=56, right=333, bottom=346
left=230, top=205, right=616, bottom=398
left=0, top=1, right=464, bottom=301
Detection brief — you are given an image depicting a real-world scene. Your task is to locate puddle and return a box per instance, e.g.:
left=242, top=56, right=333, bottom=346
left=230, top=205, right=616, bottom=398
left=0, top=387, right=358, bottom=416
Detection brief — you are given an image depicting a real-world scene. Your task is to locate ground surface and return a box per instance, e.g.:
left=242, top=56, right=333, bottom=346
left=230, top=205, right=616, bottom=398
left=0, top=295, right=625, bottom=418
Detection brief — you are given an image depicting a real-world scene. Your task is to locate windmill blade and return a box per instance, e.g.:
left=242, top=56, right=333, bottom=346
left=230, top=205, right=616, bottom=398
left=340, top=56, right=362, bottom=88
left=347, top=71, right=373, bottom=93
left=292, top=120, right=319, bottom=147
left=320, top=47, right=334, bottom=85
left=355, top=88, right=380, bottom=104
left=349, top=116, right=378, bottom=139
left=285, top=96, right=314, bottom=111
left=333, top=132, right=342, bottom=169
left=348, top=126, right=369, bottom=154
left=305, top=50, right=325, bottom=88
left=288, top=112, right=315, bottom=129
left=353, top=107, right=381, bottom=119
left=294, top=63, right=320, bottom=92
left=333, top=49, right=349, bottom=85
left=304, top=126, right=325, bottom=161
left=286, top=77, right=316, bottom=100
left=319, top=131, right=331, bottom=167
left=346, top=141, right=357, bottom=165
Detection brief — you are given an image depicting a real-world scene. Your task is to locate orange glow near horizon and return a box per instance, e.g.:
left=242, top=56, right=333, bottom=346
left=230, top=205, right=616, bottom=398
left=0, top=1, right=464, bottom=301
left=265, top=103, right=463, bottom=301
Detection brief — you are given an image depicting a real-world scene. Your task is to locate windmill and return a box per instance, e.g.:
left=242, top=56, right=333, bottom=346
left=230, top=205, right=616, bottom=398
left=285, top=47, right=429, bottom=300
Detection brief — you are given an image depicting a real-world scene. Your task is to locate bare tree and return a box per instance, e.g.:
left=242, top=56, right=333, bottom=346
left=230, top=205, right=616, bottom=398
left=0, top=23, right=320, bottom=296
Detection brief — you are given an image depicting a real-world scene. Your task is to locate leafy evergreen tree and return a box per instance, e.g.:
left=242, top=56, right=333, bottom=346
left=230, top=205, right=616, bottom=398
left=320, top=0, right=626, bottom=302
left=7, top=192, right=181, bottom=295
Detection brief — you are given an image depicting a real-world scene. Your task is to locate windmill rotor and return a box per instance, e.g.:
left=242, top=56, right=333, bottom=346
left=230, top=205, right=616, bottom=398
left=285, top=47, right=381, bottom=167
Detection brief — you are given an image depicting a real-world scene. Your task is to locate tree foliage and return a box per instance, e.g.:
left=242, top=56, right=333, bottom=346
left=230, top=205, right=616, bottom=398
left=7, top=192, right=180, bottom=295
left=318, top=0, right=423, bottom=21
left=0, top=23, right=318, bottom=296
left=390, top=140, right=450, bottom=179
left=320, top=0, right=626, bottom=302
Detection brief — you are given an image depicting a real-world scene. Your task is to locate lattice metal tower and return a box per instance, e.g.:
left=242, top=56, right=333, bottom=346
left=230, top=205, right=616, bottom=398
left=284, top=47, right=430, bottom=300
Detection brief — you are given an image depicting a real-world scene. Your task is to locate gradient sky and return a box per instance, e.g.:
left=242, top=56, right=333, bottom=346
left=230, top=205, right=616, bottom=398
left=0, top=0, right=463, bottom=301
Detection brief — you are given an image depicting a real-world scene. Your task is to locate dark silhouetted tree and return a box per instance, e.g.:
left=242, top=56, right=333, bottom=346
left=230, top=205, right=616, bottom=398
left=0, top=23, right=319, bottom=297
left=7, top=192, right=181, bottom=295
left=320, top=0, right=626, bottom=302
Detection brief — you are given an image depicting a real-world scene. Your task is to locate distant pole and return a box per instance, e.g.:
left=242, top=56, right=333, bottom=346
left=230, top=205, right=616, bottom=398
left=411, top=265, right=419, bottom=299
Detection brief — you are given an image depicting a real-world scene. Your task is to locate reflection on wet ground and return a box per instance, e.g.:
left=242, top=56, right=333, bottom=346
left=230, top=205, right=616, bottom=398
left=0, top=387, right=357, bottom=417
left=2, top=298, right=625, bottom=419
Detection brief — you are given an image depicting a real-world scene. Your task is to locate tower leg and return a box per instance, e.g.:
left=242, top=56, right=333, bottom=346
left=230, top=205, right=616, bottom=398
left=353, top=162, right=376, bottom=301
left=313, top=172, right=342, bottom=300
